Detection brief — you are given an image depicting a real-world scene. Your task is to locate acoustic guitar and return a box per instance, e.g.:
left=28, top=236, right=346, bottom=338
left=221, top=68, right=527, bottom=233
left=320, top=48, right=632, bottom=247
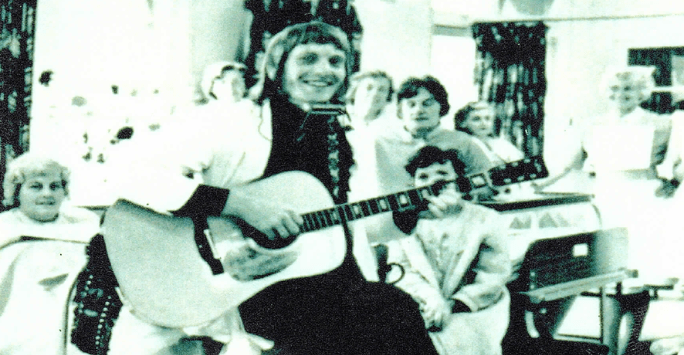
left=102, top=156, right=548, bottom=327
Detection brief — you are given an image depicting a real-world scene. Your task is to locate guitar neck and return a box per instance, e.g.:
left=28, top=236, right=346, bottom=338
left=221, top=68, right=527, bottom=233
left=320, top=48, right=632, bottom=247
left=299, top=155, right=548, bottom=233
left=299, top=183, right=436, bottom=233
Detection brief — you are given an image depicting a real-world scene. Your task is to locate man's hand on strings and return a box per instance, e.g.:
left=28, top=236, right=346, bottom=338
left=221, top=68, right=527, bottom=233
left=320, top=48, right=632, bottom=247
left=223, top=187, right=303, bottom=241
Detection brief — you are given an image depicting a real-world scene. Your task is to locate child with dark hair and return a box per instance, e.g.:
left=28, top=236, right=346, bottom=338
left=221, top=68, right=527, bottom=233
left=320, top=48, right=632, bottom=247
left=404, top=145, right=466, bottom=178
left=388, top=145, right=511, bottom=355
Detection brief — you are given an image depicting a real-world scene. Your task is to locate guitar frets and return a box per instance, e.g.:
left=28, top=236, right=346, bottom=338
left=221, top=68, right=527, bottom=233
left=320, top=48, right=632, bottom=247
left=352, top=205, right=363, bottom=217
left=378, top=199, right=389, bottom=211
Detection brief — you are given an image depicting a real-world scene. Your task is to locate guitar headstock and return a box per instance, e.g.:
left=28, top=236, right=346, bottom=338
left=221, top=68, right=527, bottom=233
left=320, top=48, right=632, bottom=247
left=487, top=156, right=549, bottom=187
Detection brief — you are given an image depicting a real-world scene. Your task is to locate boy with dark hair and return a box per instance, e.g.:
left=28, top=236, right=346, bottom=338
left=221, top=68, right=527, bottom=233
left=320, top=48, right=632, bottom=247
left=388, top=145, right=511, bottom=355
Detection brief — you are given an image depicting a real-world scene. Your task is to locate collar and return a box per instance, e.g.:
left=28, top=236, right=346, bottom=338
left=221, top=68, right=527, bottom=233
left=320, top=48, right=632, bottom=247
left=393, top=124, right=444, bottom=143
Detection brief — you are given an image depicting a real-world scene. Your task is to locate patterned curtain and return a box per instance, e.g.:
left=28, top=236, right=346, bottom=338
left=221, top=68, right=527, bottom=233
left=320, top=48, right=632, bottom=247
left=472, top=22, right=547, bottom=156
left=243, top=0, right=362, bottom=87
left=1, top=0, right=37, bottom=211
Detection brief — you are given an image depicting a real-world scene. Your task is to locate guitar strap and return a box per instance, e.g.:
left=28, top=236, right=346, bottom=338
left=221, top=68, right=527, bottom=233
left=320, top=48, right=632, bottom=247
left=71, top=234, right=123, bottom=355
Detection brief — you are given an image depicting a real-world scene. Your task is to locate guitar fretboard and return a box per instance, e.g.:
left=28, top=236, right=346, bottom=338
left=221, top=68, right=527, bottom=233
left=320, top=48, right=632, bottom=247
left=299, top=155, right=548, bottom=233
left=300, top=185, right=436, bottom=233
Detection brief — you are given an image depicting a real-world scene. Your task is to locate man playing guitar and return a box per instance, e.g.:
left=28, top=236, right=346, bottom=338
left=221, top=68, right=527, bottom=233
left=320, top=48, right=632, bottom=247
left=75, top=22, right=440, bottom=355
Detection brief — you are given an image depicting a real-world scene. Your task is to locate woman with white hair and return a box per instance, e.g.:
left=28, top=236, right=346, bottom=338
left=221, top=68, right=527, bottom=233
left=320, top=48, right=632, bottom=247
left=535, top=66, right=672, bottom=355
left=199, top=61, right=248, bottom=105
left=454, top=101, right=524, bottom=165
left=344, top=70, right=393, bottom=129
left=0, top=153, right=100, bottom=355
left=537, top=66, right=671, bottom=236
left=0, top=153, right=99, bottom=247
left=453, top=101, right=533, bottom=200
left=582, top=67, right=671, bottom=271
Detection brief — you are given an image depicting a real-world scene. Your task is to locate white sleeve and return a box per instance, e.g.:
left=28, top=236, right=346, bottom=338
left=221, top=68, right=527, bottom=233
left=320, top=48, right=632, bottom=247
left=105, top=121, right=214, bottom=213
left=657, top=112, right=684, bottom=179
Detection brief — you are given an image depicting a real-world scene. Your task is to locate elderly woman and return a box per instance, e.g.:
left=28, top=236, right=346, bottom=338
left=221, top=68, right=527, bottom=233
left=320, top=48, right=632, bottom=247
left=0, top=153, right=100, bottom=355
left=453, top=101, right=533, bottom=200
left=581, top=67, right=670, bottom=275
left=199, top=61, right=248, bottom=105
left=536, top=66, right=671, bottom=355
left=538, top=66, right=670, bottom=244
left=454, top=101, right=524, bottom=165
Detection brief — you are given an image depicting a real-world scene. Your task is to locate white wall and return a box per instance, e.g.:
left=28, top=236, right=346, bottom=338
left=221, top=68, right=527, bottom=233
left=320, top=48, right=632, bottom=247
left=355, top=0, right=474, bottom=125
left=430, top=30, right=478, bottom=125
left=31, top=0, right=192, bottom=154
left=189, top=0, right=250, bottom=101
left=30, top=0, right=250, bottom=154
left=354, top=0, right=433, bottom=85
left=29, top=0, right=251, bottom=205
left=433, top=0, right=684, bottom=25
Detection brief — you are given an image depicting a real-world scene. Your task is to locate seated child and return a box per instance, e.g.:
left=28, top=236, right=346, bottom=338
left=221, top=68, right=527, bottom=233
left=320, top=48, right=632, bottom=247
left=387, top=146, right=512, bottom=355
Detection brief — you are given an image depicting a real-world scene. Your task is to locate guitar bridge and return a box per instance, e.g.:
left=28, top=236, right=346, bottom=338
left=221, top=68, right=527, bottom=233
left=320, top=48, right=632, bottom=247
left=203, top=229, right=221, bottom=261
left=192, top=216, right=224, bottom=275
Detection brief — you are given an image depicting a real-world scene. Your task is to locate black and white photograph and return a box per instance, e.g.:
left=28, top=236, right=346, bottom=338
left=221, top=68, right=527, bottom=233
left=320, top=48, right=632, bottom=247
left=1, top=0, right=684, bottom=354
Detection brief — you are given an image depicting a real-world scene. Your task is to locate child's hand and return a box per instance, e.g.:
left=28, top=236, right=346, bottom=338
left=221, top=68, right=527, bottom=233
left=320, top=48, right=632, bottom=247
left=420, top=189, right=463, bottom=219
left=420, top=295, right=451, bottom=331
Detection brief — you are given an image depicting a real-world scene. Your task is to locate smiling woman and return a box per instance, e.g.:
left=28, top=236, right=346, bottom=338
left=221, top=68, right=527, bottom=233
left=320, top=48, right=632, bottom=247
left=0, top=152, right=100, bottom=355
left=0, top=153, right=99, bottom=246
left=14, top=165, right=67, bottom=222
